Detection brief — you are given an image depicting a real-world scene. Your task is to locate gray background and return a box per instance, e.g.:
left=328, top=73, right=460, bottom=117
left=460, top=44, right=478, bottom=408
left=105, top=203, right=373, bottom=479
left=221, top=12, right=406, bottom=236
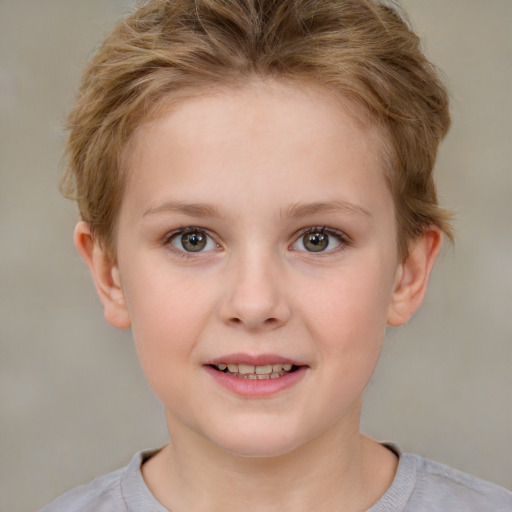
left=1, top=1, right=511, bottom=510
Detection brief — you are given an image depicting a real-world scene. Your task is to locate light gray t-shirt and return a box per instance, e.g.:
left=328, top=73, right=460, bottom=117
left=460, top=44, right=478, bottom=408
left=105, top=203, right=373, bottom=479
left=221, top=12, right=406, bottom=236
left=41, top=445, right=512, bottom=511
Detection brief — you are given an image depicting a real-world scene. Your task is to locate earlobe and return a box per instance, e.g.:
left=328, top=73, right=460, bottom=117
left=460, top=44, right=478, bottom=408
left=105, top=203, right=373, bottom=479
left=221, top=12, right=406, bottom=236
left=73, top=221, right=131, bottom=330
left=387, top=227, right=443, bottom=327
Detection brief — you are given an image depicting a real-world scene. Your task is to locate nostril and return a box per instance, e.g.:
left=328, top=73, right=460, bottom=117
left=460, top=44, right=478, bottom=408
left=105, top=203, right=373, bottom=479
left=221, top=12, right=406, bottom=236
left=227, top=316, right=279, bottom=329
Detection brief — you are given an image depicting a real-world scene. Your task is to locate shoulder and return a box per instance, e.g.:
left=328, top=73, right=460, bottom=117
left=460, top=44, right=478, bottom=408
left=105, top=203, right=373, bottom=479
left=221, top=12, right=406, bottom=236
left=40, top=450, right=163, bottom=512
left=405, top=452, right=512, bottom=512
left=369, top=444, right=512, bottom=512
left=40, top=466, right=126, bottom=512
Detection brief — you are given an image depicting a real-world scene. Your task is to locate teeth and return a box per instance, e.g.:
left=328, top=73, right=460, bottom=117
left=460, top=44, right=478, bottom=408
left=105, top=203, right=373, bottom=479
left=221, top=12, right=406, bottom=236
left=255, top=365, right=273, bottom=374
left=238, top=364, right=255, bottom=375
left=215, top=362, right=296, bottom=378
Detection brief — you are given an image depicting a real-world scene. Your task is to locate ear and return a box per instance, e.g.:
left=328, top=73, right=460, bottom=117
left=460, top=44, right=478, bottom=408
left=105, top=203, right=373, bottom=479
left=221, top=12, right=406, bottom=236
left=387, top=227, right=443, bottom=327
left=74, top=221, right=131, bottom=330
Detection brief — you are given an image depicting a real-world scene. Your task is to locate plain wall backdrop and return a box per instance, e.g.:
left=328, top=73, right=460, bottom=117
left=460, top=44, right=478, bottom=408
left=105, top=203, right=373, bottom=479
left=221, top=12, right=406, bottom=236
left=1, top=1, right=511, bottom=510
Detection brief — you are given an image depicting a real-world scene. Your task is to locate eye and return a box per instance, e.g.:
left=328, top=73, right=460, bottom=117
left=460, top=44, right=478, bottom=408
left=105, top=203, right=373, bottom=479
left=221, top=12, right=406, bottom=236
left=169, top=228, right=218, bottom=253
left=291, top=227, right=344, bottom=253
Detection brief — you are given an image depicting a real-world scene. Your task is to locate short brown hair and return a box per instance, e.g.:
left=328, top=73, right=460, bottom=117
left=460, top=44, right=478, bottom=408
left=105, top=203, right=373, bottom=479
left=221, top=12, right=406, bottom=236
left=63, top=0, right=452, bottom=261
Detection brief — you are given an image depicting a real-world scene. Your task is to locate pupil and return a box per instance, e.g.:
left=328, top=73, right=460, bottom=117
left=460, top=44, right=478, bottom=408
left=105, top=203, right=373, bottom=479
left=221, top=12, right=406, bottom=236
left=182, top=232, right=206, bottom=252
left=304, top=232, right=328, bottom=252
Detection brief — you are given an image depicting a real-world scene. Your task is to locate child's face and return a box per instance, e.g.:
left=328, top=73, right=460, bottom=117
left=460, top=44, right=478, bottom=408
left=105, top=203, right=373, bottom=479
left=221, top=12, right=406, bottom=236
left=82, top=81, right=434, bottom=457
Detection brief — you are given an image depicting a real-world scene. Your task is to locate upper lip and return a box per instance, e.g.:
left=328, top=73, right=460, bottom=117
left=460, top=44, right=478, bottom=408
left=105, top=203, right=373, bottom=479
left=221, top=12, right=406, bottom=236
left=205, top=353, right=306, bottom=367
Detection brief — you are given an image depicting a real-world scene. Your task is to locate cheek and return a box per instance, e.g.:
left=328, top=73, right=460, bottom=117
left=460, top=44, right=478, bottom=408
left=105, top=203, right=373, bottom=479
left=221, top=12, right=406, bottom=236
left=121, top=263, right=218, bottom=373
left=296, top=260, right=395, bottom=357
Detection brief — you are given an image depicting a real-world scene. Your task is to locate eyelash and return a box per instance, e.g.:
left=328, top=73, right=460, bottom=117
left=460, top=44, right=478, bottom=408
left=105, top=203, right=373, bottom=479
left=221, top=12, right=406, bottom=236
left=292, top=226, right=350, bottom=254
left=162, top=225, right=350, bottom=257
left=163, top=226, right=219, bottom=258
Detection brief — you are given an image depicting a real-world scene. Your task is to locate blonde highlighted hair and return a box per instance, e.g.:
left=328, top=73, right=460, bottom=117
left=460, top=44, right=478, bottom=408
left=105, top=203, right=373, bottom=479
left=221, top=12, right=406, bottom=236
left=63, top=0, right=452, bottom=260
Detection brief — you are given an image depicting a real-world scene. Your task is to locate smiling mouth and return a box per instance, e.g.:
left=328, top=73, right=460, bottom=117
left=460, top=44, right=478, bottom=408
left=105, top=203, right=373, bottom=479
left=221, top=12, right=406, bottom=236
left=209, top=363, right=300, bottom=380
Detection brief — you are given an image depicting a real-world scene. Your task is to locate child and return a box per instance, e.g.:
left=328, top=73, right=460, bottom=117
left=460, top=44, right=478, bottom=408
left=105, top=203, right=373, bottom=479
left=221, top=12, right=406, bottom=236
left=43, top=0, right=512, bottom=510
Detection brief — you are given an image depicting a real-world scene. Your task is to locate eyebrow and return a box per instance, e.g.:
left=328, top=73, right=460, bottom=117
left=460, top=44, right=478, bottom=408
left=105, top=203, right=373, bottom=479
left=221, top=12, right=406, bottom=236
left=143, top=201, right=222, bottom=218
left=142, top=199, right=371, bottom=220
left=280, top=200, right=372, bottom=220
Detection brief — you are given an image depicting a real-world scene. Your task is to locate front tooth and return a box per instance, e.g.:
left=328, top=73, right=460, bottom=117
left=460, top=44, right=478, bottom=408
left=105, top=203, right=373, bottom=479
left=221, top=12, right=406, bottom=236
left=272, top=363, right=283, bottom=372
left=255, top=365, right=273, bottom=375
left=227, top=363, right=238, bottom=373
left=283, top=363, right=293, bottom=371
left=238, top=364, right=255, bottom=375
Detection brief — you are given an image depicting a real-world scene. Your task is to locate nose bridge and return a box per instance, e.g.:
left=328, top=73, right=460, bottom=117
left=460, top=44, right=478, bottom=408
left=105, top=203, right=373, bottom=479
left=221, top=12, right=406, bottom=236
left=219, top=244, right=290, bottom=330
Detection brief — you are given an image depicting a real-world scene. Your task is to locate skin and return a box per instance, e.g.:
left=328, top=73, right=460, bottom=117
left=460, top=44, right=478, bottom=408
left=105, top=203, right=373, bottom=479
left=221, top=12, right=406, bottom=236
left=76, top=80, right=441, bottom=512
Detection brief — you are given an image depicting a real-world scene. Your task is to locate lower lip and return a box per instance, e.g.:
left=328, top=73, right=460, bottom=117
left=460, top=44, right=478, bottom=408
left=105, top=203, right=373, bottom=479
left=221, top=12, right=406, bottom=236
left=203, top=365, right=308, bottom=398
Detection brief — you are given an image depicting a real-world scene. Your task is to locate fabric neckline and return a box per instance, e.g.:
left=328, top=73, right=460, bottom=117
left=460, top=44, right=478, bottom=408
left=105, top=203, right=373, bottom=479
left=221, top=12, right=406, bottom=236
left=120, top=443, right=418, bottom=512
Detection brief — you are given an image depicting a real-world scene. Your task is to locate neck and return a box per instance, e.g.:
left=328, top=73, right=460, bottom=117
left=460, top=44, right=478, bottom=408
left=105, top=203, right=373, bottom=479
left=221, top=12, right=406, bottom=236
left=142, top=410, right=397, bottom=512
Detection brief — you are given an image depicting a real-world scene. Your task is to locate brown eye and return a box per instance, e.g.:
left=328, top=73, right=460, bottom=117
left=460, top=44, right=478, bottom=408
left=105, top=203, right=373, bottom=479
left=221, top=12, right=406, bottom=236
left=292, top=227, right=344, bottom=253
left=181, top=232, right=207, bottom=252
left=302, top=231, right=329, bottom=252
left=170, top=229, right=217, bottom=253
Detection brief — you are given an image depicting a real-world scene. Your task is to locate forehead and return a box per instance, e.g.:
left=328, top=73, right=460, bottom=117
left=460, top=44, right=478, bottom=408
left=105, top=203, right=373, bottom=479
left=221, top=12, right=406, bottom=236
left=127, top=79, right=383, bottom=159
left=121, top=80, right=392, bottom=222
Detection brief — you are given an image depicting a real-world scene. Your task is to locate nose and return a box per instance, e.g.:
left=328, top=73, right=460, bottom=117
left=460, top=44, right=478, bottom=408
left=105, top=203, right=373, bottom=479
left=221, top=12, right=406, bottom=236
left=218, top=251, right=291, bottom=332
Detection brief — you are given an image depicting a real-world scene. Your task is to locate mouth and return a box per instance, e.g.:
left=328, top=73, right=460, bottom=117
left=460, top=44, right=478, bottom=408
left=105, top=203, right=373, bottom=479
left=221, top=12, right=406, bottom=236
left=208, top=362, right=300, bottom=380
